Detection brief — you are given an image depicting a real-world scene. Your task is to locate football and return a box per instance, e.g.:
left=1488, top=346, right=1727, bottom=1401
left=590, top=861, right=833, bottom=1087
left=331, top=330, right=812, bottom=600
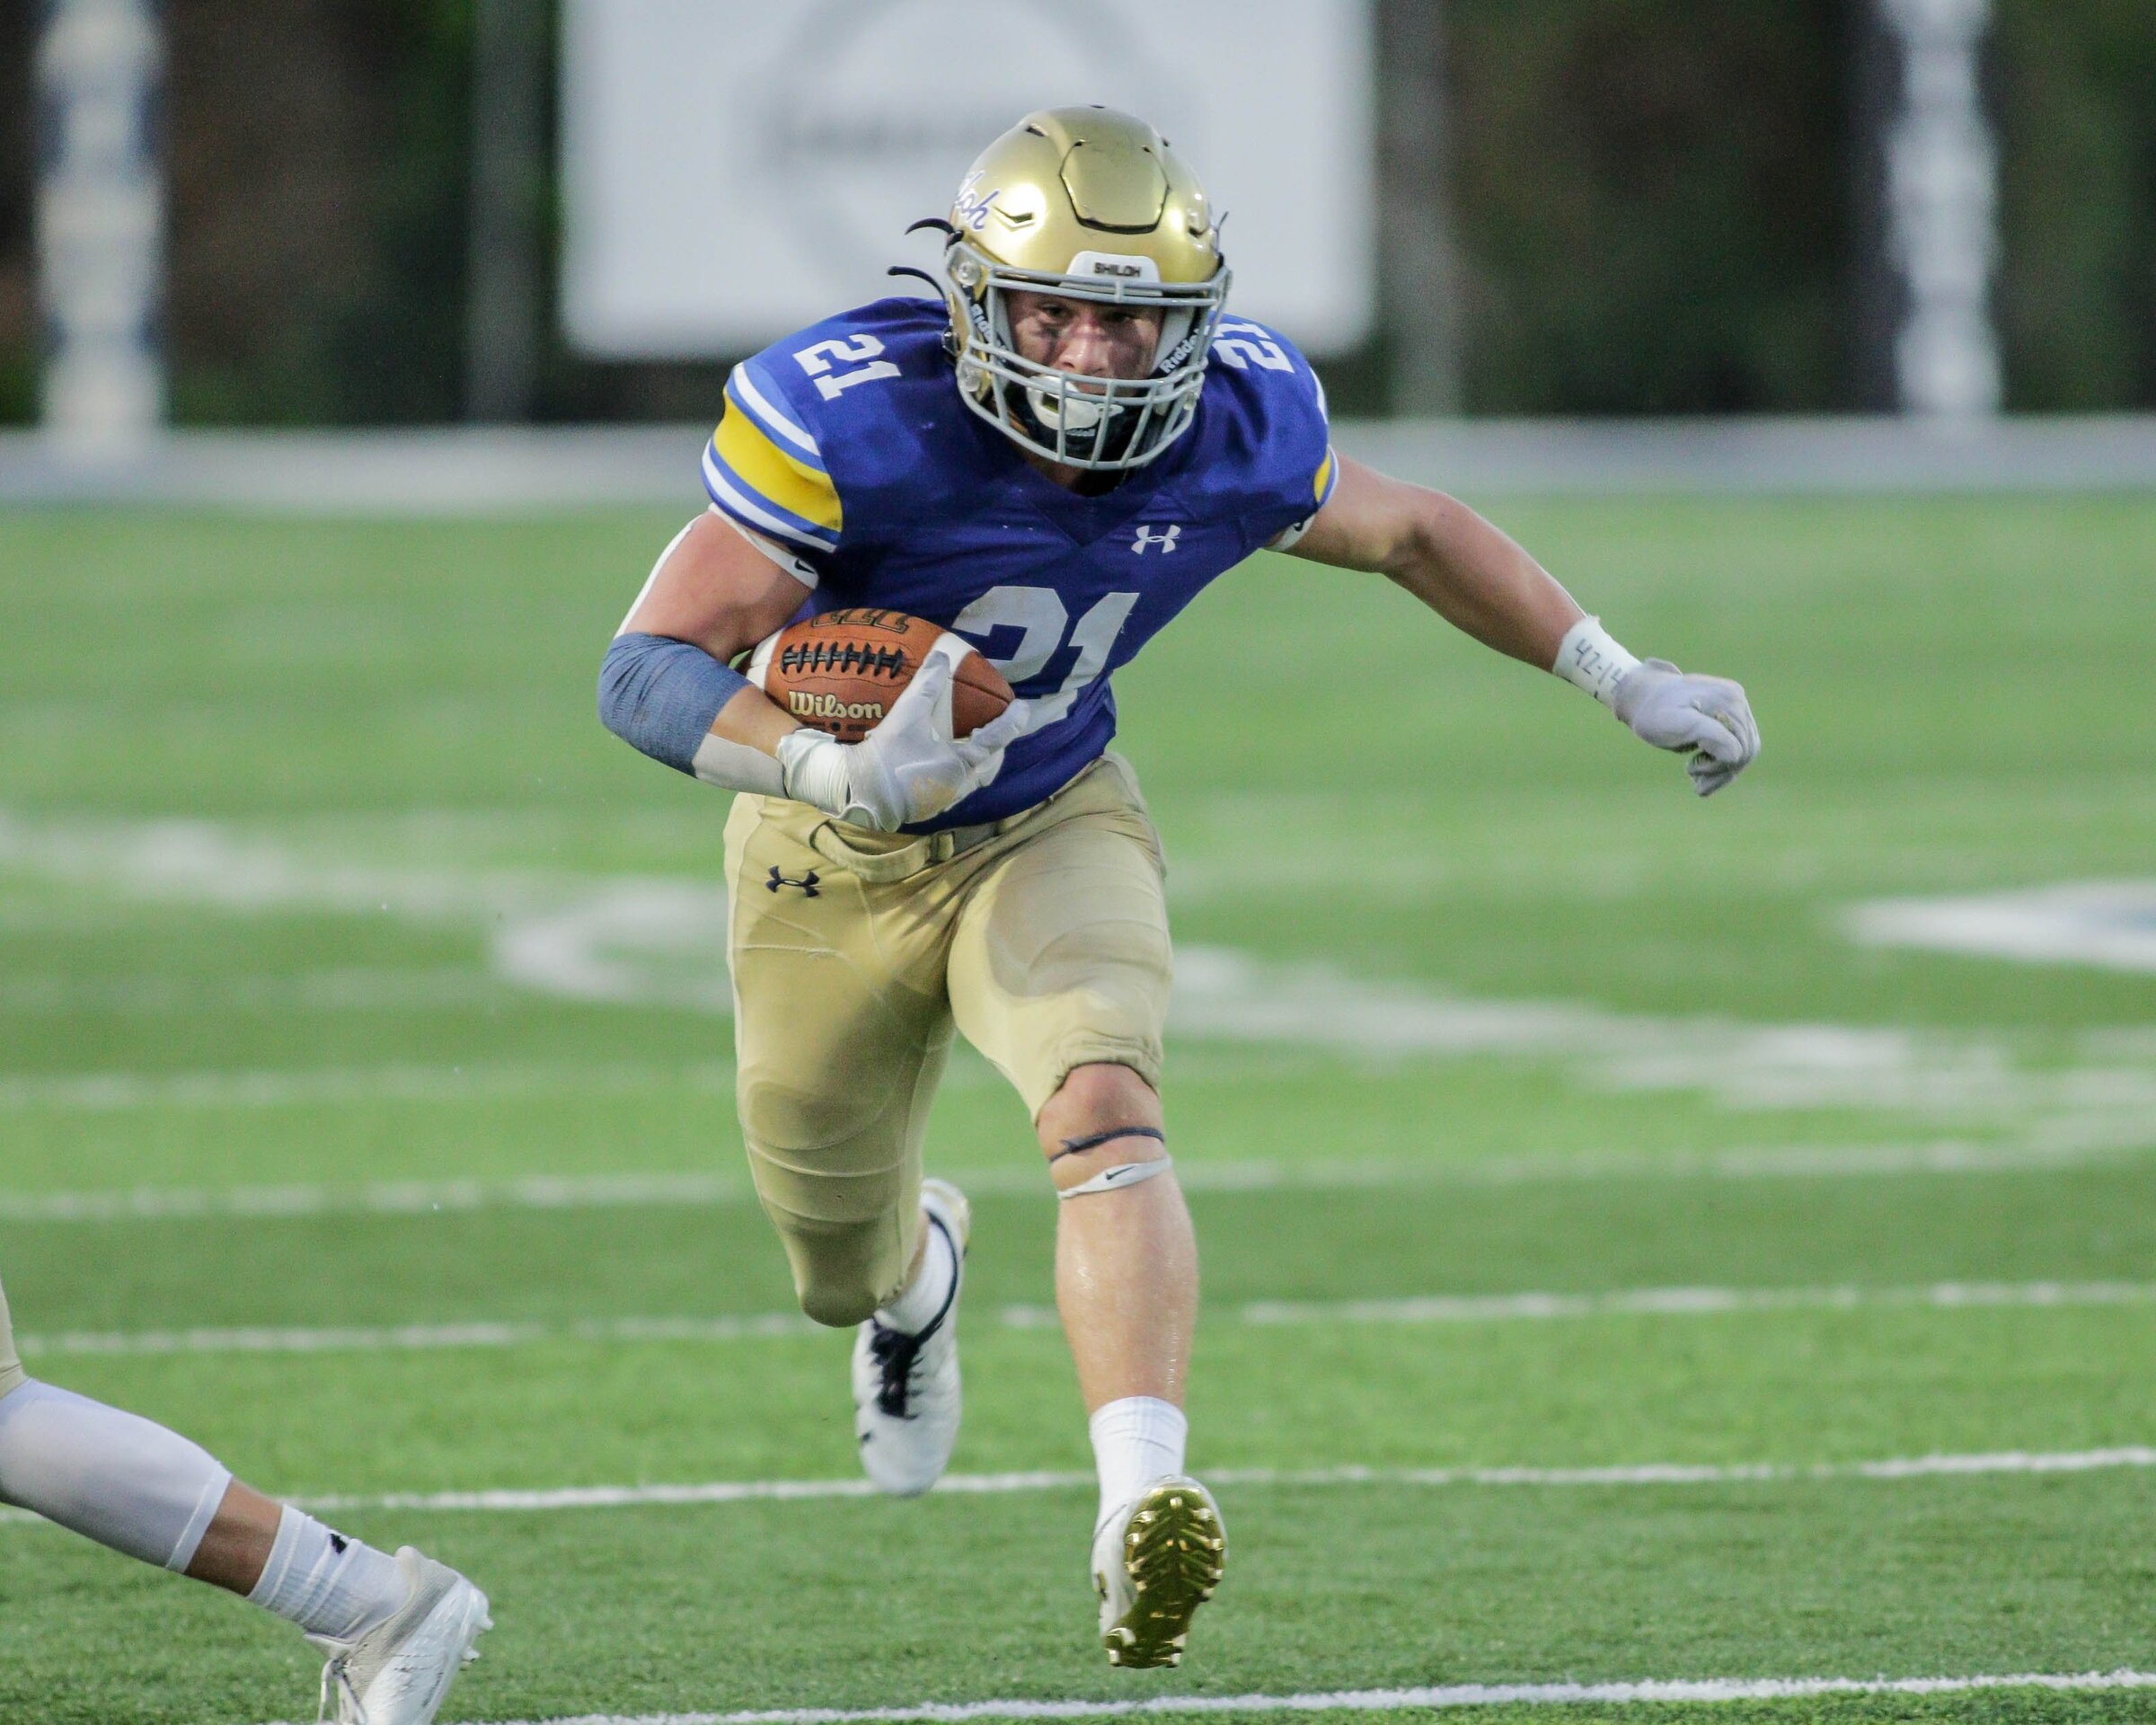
left=747, top=608, right=1013, bottom=745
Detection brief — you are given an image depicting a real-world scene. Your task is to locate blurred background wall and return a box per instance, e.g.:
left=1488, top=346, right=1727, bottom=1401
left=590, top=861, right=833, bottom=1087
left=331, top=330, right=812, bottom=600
left=1, top=0, right=2151, bottom=430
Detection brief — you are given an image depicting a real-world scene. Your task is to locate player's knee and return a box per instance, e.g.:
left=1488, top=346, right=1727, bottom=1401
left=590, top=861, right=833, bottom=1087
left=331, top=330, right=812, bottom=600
left=1038, top=1061, right=1162, bottom=1156
left=738, top=1075, right=888, bottom=1156
left=789, top=1242, right=888, bottom=1337
left=789, top=1242, right=888, bottom=1327
left=773, top=1216, right=906, bottom=1328
left=797, top=1277, right=880, bottom=1329
left=1039, top=1061, right=1171, bottom=1197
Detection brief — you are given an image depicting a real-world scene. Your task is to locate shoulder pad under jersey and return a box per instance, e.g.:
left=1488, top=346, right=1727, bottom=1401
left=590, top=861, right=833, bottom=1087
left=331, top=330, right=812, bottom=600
left=700, top=298, right=951, bottom=582
left=1197, top=316, right=1339, bottom=548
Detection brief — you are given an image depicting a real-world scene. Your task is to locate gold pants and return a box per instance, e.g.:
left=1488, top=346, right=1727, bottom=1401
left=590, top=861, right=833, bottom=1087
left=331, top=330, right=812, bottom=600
left=724, top=755, right=1172, bottom=1326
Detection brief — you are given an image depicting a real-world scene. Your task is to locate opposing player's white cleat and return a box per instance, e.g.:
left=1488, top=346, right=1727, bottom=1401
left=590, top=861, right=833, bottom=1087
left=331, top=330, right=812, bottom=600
left=852, top=1177, right=970, bottom=1496
left=1092, top=1475, right=1226, bottom=1668
left=308, top=1545, right=490, bottom=1725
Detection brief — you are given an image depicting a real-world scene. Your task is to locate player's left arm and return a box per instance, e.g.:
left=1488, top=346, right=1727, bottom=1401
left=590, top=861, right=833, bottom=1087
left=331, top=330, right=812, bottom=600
left=1284, top=455, right=1761, bottom=796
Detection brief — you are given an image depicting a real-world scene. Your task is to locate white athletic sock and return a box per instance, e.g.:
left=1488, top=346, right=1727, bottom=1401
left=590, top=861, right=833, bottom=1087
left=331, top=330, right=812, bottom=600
left=247, top=1505, right=408, bottom=1643
left=0, top=1379, right=231, bottom=1571
left=1089, top=1395, right=1188, bottom=1530
left=875, top=1206, right=959, bottom=1335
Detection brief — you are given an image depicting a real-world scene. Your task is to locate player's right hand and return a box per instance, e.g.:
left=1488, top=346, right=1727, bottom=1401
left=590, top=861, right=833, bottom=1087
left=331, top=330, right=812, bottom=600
left=778, top=651, right=1030, bottom=831
left=1611, top=659, right=1761, bottom=796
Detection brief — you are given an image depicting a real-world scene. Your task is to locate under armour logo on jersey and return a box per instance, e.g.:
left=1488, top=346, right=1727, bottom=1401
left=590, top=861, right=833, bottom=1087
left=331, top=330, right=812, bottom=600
left=1131, top=524, right=1181, bottom=554
left=766, top=867, right=821, bottom=898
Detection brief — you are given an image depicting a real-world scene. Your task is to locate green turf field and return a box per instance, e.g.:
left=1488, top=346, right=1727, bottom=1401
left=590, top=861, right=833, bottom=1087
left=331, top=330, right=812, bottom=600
left=0, top=494, right=2152, bottom=1724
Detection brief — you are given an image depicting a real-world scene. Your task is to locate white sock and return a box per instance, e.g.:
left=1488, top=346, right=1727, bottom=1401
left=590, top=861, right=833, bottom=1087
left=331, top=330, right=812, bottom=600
left=1089, top=1395, right=1188, bottom=1530
left=0, top=1379, right=230, bottom=1571
left=247, top=1505, right=408, bottom=1643
left=876, top=1205, right=959, bottom=1335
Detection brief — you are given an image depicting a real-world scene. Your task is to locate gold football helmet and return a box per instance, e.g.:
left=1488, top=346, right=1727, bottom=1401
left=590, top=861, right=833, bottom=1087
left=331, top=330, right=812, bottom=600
left=921, top=107, right=1230, bottom=472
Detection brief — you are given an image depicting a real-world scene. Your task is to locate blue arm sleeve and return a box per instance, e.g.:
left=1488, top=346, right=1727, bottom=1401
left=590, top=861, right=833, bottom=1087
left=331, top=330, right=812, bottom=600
left=596, top=632, right=754, bottom=775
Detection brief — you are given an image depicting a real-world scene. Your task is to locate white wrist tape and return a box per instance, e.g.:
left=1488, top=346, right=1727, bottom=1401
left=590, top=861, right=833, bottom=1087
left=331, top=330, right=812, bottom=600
left=1057, top=1155, right=1173, bottom=1199
left=776, top=728, right=853, bottom=815
left=691, top=730, right=786, bottom=796
left=1552, top=615, right=1641, bottom=710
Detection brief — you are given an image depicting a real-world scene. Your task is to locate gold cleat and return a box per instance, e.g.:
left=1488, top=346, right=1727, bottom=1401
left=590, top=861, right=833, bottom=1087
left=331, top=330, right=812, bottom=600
left=1092, top=1475, right=1226, bottom=1669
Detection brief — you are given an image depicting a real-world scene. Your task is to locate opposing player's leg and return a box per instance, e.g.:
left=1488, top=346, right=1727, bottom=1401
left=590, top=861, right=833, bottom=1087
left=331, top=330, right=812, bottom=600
left=725, top=793, right=970, bottom=1493
left=947, top=756, right=1223, bottom=1667
left=0, top=1276, right=487, bottom=1723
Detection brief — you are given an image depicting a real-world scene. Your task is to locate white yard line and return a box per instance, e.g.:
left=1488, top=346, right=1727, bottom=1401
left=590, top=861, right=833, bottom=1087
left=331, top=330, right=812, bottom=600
left=7, top=1131, right=2153, bottom=1224
left=384, top=1669, right=2156, bottom=1724
left=12, top=1447, right=2154, bottom=1535
left=274, top=1447, right=2156, bottom=1517
left=0, top=1168, right=754, bottom=1220
left=19, top=1280, right=2155, bottom=1361
left=1237, top=1278, right=2156, bottom=1326
left=18, top=1312, right=820, bottom=1358
left=380, top=1669, right=2156, bottom=1724
left=0, top=1061, right=744, bottom=1114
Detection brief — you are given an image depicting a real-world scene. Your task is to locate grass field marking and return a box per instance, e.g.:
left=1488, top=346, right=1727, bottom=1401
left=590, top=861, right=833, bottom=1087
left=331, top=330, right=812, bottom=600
left=1851, top=880, right=2156, bottom=974
left=15, top=803, right=2156, bottom=1126
left=12, top=1446, right=2156, bottom=1531
left=252, top=1668, right=2156, bottom=1725
left=28, top=1446, right=2114, bottom=1526
left=0, top=1060, right=752, bottom=1114
left=8, top=1128, right=2153, bottom=1222
left=1237, top=1278, right=2156, bottom=1327
left=310, top=1471, right=1091, bottom=1514
left=17, top=1311, right=821, bottom=1358
left=0, top=1166, right=748, bottom=1219
left=0, top=803, right=735, bottom=1013
left=0, top=966, right=508, bottom=1016
left=1193, top=1450, right=2156, bottom=1490
left=23, top=1280, right=2156, bottom=1362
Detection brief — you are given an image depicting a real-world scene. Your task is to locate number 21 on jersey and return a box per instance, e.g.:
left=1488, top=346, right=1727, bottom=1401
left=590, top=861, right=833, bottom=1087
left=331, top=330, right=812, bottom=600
left=794, top=334, right=899, bottom=401
left=952, top=586, right=1139, bottom=727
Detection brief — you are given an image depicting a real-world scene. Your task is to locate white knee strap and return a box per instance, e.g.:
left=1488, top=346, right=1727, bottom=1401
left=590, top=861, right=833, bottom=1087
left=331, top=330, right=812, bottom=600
left=1058, top=1155, right=1173, bottom=1199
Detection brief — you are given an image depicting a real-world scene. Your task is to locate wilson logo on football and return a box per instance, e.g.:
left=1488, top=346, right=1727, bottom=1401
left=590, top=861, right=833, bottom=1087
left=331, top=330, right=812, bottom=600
left=789, top=691, right=889, bottom=722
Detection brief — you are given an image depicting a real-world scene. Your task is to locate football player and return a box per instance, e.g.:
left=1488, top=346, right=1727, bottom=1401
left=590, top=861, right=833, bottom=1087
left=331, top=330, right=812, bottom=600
left=599, top=107, right=1758, bottom=1668
left=0, top=1275, right=489, bottom=1722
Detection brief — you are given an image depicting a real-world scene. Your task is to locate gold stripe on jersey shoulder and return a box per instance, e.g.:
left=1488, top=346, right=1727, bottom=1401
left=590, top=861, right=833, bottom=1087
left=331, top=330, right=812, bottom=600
left=712, top=408, right=844, bottom=534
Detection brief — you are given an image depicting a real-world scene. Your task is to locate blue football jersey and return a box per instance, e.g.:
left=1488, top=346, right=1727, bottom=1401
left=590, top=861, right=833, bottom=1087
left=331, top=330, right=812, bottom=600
left=702, top=296, right=1337, bottom=829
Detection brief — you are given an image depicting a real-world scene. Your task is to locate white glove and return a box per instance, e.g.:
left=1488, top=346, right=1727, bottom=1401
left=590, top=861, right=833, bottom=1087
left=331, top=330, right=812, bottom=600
left=776, top=643, right=1030, bottom=831
left=1611, top=659, right=1761, bottom=797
